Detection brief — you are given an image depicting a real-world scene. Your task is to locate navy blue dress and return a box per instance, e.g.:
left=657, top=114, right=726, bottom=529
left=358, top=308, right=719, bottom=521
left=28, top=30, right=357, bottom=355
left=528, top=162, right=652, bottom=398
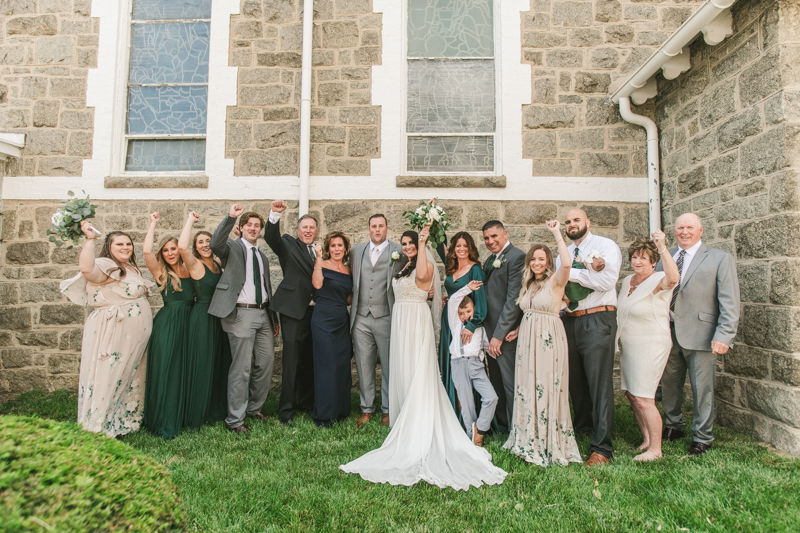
left=310, top=268, right=353, bottom=427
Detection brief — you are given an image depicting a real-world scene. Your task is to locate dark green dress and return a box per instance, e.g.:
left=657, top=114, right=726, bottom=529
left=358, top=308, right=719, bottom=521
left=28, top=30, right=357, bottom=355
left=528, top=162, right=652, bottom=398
left=185, top=263, right=231, bottom=428
left=144, top=277, right=194, bottom=439
left=437, top=264, right=487, bottom=414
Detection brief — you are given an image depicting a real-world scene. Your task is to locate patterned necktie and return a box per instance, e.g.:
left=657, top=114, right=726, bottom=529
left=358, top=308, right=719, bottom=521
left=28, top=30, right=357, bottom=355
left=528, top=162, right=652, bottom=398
left=308, top=244, right=315, bottom=261
left=670, top=250, right=686, bottom=312
left=574, top=246, right=580, bottom=260
left=252, top=247, right=263, bottom=306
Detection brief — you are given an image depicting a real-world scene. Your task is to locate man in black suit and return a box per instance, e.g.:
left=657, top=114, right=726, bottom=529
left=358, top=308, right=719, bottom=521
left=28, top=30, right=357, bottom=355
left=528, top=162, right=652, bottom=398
left=265, top=200, right=318, bottom=425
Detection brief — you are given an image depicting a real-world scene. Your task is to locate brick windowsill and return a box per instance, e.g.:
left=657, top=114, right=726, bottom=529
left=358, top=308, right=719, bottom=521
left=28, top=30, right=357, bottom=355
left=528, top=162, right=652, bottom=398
left=104, top=176, right=209, bottom=189
left=396, top=175, right=506, bottom=188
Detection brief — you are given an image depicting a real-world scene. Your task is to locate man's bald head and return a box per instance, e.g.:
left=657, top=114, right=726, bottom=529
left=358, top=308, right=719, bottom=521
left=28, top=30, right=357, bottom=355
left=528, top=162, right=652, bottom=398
left=564, top=208, right=590, bottom=242
left=674, top=212, right=703, bottom=249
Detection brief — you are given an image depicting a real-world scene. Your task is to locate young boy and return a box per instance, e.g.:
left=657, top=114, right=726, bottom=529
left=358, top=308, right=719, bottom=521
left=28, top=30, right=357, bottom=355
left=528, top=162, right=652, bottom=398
left=448, top=280, right=498, bottom=447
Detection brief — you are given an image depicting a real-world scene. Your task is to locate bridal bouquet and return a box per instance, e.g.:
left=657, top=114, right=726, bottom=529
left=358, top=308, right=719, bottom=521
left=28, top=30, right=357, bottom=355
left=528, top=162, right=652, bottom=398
left=47, top=190, right=100, bottom=248
left=402, top=199, right=451, bottom=246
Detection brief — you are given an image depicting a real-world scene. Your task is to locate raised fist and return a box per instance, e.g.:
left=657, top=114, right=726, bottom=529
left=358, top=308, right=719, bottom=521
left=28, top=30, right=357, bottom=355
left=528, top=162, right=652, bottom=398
left=229, top=204, right=245, bottom=218
left=149, top=212, right=160, bottom=225
left=271, top=200, right=288, bottom=213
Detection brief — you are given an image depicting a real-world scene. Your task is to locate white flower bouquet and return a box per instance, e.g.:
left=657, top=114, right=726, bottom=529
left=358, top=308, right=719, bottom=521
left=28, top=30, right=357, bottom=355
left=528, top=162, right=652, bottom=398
left=47, top=190, right=100, bottom=248
left=402, top=199, right=451, bottom=246
left=583, top=250, right=602, bottom=265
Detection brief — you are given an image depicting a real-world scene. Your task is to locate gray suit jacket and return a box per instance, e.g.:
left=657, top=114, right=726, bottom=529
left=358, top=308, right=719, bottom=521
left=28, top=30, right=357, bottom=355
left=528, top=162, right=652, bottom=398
left=208, top=215, right=277, bottom=326
left=656, top=243, right=740, bottom=351
left=483, top=244, right=526, bottom=348
left=349, top=240, right=403, bottom=330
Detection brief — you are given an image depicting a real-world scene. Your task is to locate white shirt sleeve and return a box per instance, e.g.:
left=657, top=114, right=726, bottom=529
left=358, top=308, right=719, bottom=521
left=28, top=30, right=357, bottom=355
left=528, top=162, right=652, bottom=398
left=567, top=239, right=622, bottom=292
left=268, top=210, right=282, bottom=224
left=447, top=285, right=474, bottom=336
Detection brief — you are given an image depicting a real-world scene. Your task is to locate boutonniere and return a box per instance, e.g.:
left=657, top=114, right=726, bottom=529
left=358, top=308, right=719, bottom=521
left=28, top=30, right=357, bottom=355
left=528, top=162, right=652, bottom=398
left=390, top=251, right=401, bottom=265
left=486, top=255, right=506, bottom=273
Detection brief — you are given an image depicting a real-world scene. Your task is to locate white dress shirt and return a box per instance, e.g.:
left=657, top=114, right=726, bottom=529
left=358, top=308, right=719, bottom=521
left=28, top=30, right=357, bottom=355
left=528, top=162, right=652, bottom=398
left=555, top=231, right=622, bottom=310
left=237, top=238, right=268, bottom=305
left=369, top=240, right=389, bottom=266
left=669, top=239, right=702, bottom=321
left=448, top=285, right=487, bottom=360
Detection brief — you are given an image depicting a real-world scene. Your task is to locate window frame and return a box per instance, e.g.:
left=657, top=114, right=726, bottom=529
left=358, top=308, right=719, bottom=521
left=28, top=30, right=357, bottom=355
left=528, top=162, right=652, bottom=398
left=111, top=0, right=211, bottom=177
left=401, top=0, right=503, bottom=176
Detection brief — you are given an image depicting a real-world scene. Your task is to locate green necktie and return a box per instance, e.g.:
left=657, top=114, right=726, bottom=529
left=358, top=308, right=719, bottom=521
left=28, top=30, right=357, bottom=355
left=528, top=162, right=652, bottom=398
left=252, top=247, right=263, bottom=306
left=574, top=246, right=580, bottom=259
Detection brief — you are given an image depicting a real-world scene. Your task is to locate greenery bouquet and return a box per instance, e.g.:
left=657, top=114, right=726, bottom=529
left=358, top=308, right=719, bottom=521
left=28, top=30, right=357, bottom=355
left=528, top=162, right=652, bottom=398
left=402, top=199, right=451, bottom=246
left=46, top=190, right=100, bottom=248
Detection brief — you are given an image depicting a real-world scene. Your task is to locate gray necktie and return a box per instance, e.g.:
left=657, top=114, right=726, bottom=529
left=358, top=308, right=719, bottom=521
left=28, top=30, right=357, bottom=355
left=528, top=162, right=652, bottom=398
left=670, top=250, right=686, bottom=312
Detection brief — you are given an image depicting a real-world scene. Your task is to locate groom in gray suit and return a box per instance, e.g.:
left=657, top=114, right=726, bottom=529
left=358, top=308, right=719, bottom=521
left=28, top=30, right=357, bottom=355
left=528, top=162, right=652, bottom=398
left=658, top=212, right=740, bottom=456
left=209, top=204, right=279, bottom=434
left=350, top=214, right=403, bottom=428
left=482, top=220, right=525, bottom=433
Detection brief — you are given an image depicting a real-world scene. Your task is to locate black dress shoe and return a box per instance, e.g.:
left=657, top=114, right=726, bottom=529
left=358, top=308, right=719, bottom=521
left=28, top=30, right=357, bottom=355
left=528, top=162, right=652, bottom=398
left=662, top=427, right=685, bottom=441
left=688, top=441, right=712, bottom=456
left=229, top=424, right=250, bottom=435
left=280, top=418, right=294, bottom=426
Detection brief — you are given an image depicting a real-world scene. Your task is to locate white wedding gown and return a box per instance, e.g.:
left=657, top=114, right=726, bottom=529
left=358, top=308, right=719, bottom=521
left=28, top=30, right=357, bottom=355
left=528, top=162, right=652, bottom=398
left=340, top=271, right=507, bottom=491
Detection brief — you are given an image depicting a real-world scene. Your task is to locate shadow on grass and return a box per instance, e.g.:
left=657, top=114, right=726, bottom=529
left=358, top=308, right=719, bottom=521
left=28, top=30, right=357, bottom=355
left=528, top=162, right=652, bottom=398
left=3, top=389, right=799, bottom=532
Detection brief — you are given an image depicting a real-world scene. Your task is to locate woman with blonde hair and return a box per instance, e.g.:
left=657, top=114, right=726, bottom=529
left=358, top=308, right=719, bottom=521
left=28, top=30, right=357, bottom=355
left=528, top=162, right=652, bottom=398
left=503, top=221, right=582, bottom=466
left=310, top=230, right=353, bottom=427
left=142, top=212, right=195, bottom=438
left=60, top=221, right=155, bottom=437
left=178, top=211, right=231, bottom=428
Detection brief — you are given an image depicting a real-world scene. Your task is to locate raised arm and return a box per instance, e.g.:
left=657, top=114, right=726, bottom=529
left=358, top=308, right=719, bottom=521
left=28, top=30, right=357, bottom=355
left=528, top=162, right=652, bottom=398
left=548, top=220, right=571, bottom=289
left=264, top=200, right=288, bottom=257
left=143, top=212, right=161, bottom=279
left=653, top=230, right=679, bottom=292
left=78, top=220, right=108, bottom=284
left=178, top=212, right=203, bottom=279
left=415, top=226, right=434, bottom=289
left=312, top=243, right=324, bottom=289
left=211, top=204, right=244, bottom=260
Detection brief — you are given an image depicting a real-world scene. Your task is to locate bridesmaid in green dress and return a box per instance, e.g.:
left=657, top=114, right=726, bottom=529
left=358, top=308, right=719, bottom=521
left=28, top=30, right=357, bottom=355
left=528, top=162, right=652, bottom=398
left=179, top=211, right=231, bottom=427
left=436, top=232, right=488, bottom=414
left=143, top=212, right=194, bottom=439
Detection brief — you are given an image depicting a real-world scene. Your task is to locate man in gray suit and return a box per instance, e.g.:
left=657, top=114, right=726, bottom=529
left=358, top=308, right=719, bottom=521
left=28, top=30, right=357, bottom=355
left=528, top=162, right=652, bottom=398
left=209, top=204, right=279, bottom=434
left=482, top=220, right=525, bottom=433
left=658, top=212, right=740, bottom=456
left=350, top=214, right=403, bottom=427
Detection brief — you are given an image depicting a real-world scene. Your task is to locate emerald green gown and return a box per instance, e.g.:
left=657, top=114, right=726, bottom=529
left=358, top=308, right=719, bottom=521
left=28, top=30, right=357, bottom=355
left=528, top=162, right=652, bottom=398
left=144, top=277, right=194, bottom=439
left=185, top=263, right=231, bottom=428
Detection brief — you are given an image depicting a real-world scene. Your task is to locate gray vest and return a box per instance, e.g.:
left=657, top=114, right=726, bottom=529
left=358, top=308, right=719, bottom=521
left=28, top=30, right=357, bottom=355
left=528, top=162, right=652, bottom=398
left=357, top=246, right=391, bottom=318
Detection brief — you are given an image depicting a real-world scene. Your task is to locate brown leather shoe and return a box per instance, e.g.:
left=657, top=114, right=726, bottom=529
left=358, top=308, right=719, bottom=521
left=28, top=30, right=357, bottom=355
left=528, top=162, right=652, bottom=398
left=356, top=412, right=373, bottom=428
left=585, top=452, right=611, bottom=466
left=381, top=413, right=390, bottom=426
left=472, top=423, right=484, bottom=447
left=229, top=424, right=250, bottom=435
left=248, top=412, right=268, bottom=421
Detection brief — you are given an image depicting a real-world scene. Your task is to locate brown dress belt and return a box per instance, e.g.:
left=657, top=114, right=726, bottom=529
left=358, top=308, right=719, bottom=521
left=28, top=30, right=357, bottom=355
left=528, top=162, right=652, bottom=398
left=564, top=305, right=616, bottom=318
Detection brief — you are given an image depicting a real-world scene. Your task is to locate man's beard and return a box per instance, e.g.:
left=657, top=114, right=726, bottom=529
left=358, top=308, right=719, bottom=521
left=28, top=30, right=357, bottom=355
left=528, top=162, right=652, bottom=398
left=566, top=225, right=588, bottom=241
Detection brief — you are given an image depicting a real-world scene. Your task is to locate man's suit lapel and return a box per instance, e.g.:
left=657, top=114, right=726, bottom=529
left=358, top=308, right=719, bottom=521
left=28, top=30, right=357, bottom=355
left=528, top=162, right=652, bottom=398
left=294, top=237, right=314, bottom=276
left=680, top=244, right=708, bottom=290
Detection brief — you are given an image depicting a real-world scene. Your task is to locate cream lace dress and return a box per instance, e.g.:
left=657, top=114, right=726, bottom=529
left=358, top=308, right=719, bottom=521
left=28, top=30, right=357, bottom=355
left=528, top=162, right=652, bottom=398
left=61, top=258, right=154, bottom=437
left=340, top=271, right=507, bottom=491
left=503, top=282, right=582, bottom=466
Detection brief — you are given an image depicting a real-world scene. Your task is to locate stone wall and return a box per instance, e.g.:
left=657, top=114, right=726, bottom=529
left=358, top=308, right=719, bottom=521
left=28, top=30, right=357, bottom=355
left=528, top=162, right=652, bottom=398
left=521, top=0, right=704, bottom=177
left=0, top=0, right=98, bottom=178
left=655, top=0, right=800, bottom=455
left=0, top=198, right=648, bottom=402
left=227, top=0, right=382, bottom=176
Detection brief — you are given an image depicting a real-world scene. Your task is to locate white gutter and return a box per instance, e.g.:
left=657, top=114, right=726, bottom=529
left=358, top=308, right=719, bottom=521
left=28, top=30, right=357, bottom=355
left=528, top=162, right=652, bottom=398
left=610, top=0, right=736, bottom=104
left=619, top=97, right=660, bottom=232
left=0, top=133, right=25, bottom=160
left=298, top=0, right=314, bottom=216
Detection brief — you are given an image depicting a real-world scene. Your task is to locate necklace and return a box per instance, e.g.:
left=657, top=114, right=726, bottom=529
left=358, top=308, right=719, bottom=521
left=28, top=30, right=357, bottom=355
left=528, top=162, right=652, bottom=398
left=628, top=271, right=655, bottom=295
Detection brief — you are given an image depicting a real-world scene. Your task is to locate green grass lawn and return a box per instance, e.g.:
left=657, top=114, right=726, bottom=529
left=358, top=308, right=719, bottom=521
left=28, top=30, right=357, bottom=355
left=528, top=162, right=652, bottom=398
left=2, top=390, right=799, bottom=532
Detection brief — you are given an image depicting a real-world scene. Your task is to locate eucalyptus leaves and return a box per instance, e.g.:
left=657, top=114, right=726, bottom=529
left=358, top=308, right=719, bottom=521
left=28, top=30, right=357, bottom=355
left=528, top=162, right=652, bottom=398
left=402, top=199, right=451, bottom=246
left=47, top=190, right=100, bottom=248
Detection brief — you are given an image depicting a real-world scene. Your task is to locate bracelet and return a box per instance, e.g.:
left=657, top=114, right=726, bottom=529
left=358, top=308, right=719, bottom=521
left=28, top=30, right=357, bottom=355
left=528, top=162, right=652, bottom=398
left=314, top=267, right=322, bottom=270
left=657, top=248, right=667, bottom=254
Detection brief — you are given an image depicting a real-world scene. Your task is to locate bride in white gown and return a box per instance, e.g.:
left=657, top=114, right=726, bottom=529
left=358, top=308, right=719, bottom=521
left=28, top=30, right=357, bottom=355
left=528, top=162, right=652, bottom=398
left=340, top=227, right=507, bottom=491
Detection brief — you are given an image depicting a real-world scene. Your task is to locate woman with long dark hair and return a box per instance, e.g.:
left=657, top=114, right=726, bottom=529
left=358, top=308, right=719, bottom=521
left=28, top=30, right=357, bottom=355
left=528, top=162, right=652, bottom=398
left=142, top=212, right=195, bottom=439
left=437, top=231, right=487, bottom=414
left=60, top=221, right=155, bottom=437
left=178, top=211, right=231, bottom=428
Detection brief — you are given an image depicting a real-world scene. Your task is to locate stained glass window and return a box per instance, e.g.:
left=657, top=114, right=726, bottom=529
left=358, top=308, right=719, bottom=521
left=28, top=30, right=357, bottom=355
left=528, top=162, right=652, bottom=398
left=407, top=0, right=495, bottom=173
left=125, top=0, right=211, bottom=172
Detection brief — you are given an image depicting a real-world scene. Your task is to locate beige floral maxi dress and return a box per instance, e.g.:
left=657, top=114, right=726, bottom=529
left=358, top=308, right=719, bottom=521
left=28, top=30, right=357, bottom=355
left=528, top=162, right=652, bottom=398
left=61, top=258, right=154, bottom=437
left=503, top=282, right=582, bottom=466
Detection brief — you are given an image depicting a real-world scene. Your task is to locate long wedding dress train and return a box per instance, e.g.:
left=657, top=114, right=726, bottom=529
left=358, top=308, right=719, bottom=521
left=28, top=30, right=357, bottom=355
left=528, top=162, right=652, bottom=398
left=340, top=270, right=507, bottom=491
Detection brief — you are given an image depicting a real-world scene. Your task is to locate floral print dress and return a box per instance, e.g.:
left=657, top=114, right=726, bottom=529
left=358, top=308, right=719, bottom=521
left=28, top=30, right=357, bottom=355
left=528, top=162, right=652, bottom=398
left=503, top=282, right=582, bottom=466
left=61, top=257, right=154, bottom=437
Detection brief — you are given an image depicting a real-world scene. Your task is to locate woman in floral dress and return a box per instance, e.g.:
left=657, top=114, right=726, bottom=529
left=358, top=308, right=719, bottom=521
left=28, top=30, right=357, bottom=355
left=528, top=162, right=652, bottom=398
left=503, top=220, right=582, bottom=466
left=61, top=220, right=155, bottom=437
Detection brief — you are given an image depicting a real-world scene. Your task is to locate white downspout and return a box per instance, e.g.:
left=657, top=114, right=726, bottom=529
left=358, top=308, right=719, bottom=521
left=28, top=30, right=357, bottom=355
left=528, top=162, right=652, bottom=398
left=619, top=97, right=661, bottom=233
left=298, top=0, right=314, bottom=216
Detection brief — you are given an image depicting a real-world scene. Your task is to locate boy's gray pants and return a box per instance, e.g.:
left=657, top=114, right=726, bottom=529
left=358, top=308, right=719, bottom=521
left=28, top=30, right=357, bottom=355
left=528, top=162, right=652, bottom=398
left=451, top=356, right=498, bottom=438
